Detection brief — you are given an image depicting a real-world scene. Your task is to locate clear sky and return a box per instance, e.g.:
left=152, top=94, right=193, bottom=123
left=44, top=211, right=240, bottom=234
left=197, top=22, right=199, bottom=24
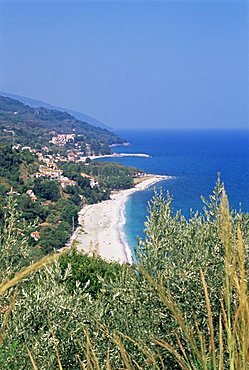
left=0, top=0, right=248, bottom=129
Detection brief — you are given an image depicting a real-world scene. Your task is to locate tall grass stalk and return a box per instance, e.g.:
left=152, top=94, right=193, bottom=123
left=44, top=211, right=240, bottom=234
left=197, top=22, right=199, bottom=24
left=0, top=251, right=67, bottom=296
left=49, top=321, right=63, bottom=370
left=26, top=346, right=39, bottom=370
left=0, top=289, right=17, bottom=343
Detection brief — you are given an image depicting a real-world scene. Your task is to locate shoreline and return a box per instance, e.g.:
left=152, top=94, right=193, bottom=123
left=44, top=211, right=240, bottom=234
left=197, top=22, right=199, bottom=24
left=79, top=152, right=150, bottom=162
left=70, top=174, right=172, bottom=263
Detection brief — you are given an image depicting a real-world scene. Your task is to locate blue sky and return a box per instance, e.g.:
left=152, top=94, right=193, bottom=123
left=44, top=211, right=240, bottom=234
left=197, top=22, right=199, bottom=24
left=0, top=0, right=248, bottom=129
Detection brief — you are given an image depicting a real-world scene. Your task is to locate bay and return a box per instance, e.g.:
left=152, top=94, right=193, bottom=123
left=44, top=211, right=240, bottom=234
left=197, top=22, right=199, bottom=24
left=100, top=129, right=249, bottom=250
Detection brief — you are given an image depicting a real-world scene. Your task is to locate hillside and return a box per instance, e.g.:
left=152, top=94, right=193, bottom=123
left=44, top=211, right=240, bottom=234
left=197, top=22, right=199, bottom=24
left=0, top=144, right=141, bottom=254
left=0, top=91, right=111, bottom=130
left=0, top=96, right=125, bottom=150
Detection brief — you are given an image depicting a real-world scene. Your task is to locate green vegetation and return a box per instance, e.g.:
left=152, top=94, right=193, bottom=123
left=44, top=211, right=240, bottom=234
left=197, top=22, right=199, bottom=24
left=0, top=144, right=141, bottom=254
left=33, top=178, right=61, bottom=201
left=0, top=95, right=125, bottom=150
left=59, top=247, right=124, bottom=297
left=0, top=145, right=37, bottom=190
left=0, top=178, right=248, bottom=369
left=60, top=161, right=142, bottom=191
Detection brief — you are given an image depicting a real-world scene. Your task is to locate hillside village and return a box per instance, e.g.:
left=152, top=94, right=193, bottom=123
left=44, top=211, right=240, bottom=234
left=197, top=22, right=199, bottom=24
left=0, top=132, right=143, bottom=253
left=0, top=95, right=126, bottom=152
left=12, top=132, right=100, bottom=192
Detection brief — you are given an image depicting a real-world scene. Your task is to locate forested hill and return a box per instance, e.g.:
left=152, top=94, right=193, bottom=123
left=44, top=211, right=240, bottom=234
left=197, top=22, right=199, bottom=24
left=0, top=91, right=111, bottom=130
left=0, top=96, right=125, bottom=148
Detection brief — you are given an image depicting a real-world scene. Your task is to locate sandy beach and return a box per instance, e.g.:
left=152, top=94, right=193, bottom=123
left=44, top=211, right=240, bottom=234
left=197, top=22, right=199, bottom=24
left=71, top=175, right=171, bottom=263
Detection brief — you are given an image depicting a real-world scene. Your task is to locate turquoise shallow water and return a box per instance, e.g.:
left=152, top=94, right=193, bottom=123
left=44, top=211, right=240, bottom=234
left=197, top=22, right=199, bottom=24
left=101, top=129, right=249, bottom=252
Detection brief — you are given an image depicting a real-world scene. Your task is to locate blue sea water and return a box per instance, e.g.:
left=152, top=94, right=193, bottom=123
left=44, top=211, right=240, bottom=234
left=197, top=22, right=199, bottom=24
left=101, top=129, right=249, bottom=251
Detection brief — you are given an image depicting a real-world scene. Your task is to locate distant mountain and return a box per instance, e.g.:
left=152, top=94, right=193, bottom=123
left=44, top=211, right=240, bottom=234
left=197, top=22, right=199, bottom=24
left=0, top=91, right=111, bottom=130
left=0, top=95, right=125, bottom=151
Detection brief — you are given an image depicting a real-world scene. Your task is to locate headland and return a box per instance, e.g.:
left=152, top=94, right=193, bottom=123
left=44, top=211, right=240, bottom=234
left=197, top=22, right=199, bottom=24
left=79, top=152, right=150, bottom=162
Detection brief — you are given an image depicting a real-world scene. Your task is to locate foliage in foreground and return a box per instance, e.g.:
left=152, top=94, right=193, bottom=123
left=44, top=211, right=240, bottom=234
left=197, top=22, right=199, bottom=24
left=0, top=179, right=248, bottom=369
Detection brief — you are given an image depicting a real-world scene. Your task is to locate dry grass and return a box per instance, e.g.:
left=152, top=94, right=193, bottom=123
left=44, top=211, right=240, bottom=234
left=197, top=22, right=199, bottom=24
left=0, top=250, right=67, bottom=297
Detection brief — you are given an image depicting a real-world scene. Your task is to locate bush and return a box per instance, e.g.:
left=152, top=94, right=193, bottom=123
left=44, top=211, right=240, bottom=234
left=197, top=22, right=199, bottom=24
left=34, top=178, right=60, bottom=201
left=59, top=247, right=125, bottom=296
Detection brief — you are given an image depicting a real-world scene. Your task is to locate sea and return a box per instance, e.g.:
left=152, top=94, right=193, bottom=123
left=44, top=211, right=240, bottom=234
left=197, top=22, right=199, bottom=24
left=100, top=129, right=249, bottom=254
